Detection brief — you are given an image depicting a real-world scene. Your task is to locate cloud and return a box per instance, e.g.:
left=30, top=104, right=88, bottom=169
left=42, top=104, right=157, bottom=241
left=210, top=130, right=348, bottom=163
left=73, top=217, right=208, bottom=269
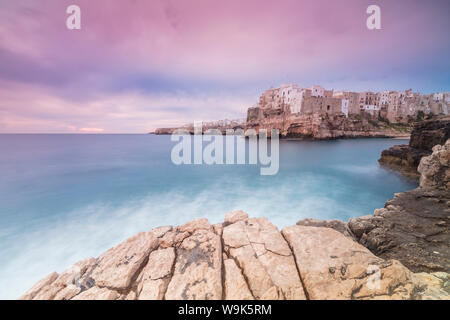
left=79, top=128, right=104, bottom=133
left=0, top=80, right=253, bottom=133
left=0, top=0, right=449, bottom=132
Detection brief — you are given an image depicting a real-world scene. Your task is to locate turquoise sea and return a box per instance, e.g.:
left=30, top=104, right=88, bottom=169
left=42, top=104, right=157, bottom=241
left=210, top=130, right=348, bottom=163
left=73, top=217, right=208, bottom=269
left=0, top=134, right=417, bottom=299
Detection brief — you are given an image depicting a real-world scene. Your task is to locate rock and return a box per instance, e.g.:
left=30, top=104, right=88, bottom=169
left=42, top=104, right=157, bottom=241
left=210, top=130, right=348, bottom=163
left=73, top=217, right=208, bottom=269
left=223, top=217, right=306, bottom=300
left=281, top=225, right=448, bottom=300
left=348, top=215, right=377, bottom=238
left=22, top=210, right=448, bottom=300
left=71, top=287, right=119, bottom=300
left=176, top=218, right=213, bottom=234
left=379, top=117, right=450, bottom=175
left=418, top=139, right=450, bottom=189
left=20, top=272, right=58, bottom=300
left=223, top=259, right=254, bottom=300
left=410, top=117, right=450, bottom=151
left=378, top=144, right=428, bottom=176
left=165, top=224, right=223, bottom=300
left=355, top=189, right=449, bottom=273
left=297, top=218, right=355, bottom=239
left=91, top=231, right=159, bottom=290
left=53, top=284, right=81, bottom=300
left=136, top=247, right=175, bottom=300
left=225, top=210, right=248, bottom=224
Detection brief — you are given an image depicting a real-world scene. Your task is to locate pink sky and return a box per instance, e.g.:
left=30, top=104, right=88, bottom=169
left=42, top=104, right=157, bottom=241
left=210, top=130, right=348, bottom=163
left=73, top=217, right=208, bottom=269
left=0, top=0, right=449, bottom=133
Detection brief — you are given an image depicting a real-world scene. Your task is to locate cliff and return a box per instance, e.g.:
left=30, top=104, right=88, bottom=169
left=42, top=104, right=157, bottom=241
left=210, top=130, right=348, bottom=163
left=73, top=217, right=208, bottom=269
left=21, top=141, right=450, bottom=300
left=247, top=112, right=412, bottom=139
left=155, top=113, right=411, bottom=139
left=379, top=116, right=450, bottom=176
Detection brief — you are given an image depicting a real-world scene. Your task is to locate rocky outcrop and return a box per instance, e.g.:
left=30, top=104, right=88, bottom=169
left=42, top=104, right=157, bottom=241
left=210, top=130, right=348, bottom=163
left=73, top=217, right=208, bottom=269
left=282, top=225, right=446, bottom=300
left=410, top=118, right=450, bottom=151
left=418, top=140, right=450, bottom=189
left=298, top=139, right=450, bottom=275
left=22, top=208, right=449, bottom=300
left=155, top=112, right=412, bottom=139
left=345, top=188, right=450, bottom=274
left=379, top=116, right=450, bottom=175
left=245, top=112, right=411, bottom=139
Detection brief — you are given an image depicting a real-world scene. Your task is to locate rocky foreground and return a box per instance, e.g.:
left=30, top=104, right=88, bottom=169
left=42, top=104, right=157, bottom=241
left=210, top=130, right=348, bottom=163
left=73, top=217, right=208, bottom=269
left=21, top=140, right=450, bottom=300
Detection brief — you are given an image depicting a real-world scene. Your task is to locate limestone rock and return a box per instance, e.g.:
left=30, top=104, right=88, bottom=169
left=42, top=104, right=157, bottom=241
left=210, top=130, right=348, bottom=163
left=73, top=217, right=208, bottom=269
left=22, top=210, right=448, bottom=300
left=223, top=259, right=254, bottom=300
left=137, top=247, right=175, bottom=300
left=223, top=217, right=306, bottom=300
left=91, top=231, right=159, bottom=290
left=418, top=139, right=450, bottom=189
left=352, top=189, right=449, bottom=273
left=53, top=284, right=81, bottom=300
left=165, top=224, right=223, bottom=300
left=225, top=210, right=248, bottom=224
left=176, top=218, right=213, bottom=234
left=297, top=218, right=355, bottom=239
left=281, top=225, right=444, bottom=300
left=71, top=287, right=119, bottom=300
left=379, top=117, right=450, bottom=175
left=20, top=272, right=58, bottom=300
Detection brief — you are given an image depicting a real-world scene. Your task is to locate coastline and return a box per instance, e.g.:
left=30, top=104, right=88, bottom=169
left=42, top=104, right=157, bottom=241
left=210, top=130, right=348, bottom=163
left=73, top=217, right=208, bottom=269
left=21, top=136, right=450, bottom=300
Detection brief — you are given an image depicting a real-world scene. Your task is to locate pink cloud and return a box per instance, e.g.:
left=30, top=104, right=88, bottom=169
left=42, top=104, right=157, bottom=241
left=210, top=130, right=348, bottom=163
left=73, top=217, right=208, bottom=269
left=0, top=0, right=448, bottom=132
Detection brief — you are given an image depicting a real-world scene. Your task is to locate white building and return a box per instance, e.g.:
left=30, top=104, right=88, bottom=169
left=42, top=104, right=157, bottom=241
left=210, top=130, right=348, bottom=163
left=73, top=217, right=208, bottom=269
left=378, top=90, right=390, bottom=106
left=364, top=104, right=380, bottom=111
left=433, top=93, right=444, bottom=101
left=308, top=85, right=325, bottom=97
left=279, top=84, right=303, bottom=114
left=341, top=99, right=349, bottom=117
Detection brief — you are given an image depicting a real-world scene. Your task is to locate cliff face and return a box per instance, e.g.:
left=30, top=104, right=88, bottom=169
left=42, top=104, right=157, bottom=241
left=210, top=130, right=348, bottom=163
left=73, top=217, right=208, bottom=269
left=246, top=112, right=411, bottom=139
left=379, top=116, right=450, bottom=175
left=154, top=110, right=412, bottom=139
left=418, top=139, right=450, bottom=190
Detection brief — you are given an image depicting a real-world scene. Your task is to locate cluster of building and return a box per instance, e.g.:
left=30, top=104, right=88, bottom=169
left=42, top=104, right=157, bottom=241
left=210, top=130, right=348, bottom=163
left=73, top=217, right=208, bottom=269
left=253, top=84, right=450, bottom=123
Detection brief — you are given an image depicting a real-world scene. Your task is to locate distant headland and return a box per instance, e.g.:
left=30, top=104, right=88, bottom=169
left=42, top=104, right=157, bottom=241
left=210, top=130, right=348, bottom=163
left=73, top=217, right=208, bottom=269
left=153, top=84, right=449, bottom=139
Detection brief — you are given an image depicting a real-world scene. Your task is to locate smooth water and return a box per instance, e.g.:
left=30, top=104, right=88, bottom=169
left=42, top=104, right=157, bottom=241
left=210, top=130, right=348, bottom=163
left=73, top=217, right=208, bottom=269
left=0, top=134, right=417, bottom=299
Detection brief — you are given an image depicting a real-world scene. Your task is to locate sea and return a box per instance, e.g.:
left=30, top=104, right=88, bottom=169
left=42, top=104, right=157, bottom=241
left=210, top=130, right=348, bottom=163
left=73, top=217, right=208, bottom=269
left=0, top=134, right=417, bottom=299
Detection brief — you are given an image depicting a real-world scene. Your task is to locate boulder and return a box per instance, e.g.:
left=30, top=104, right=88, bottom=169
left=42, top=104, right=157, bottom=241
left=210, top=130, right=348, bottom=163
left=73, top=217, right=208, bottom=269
left=281, top=225, right=448, bottom=300
left=379, top=116, right=450, bottom=174
left=418, top=139, right=450, bottom=189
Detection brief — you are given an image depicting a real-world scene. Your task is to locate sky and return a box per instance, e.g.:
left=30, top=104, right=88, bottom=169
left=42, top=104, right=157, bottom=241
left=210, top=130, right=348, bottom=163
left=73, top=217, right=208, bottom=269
left=0, top=0, right=449, bottom=133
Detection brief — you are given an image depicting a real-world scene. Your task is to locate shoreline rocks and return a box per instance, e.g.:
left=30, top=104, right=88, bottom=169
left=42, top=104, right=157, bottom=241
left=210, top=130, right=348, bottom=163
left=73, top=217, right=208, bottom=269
left=379, top=116, right=450, bottom=176
left=21, top=208, right=449, bottom=300
left=298, top=139, right=450, bottom=275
